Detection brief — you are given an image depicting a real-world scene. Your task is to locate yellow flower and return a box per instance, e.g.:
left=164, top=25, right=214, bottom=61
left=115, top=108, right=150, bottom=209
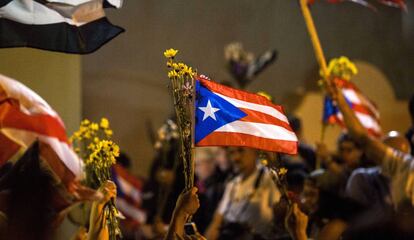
left=86, top=140, right=119, bottom=169
left=105, top=129, right=113, bottom=137
left=278, top=167, right=288, bottom=176
left=100, top=118, right=109, bottom=129
left=81, top=119, right=90, bottom=126
left=112, top=144, right=120, bottom=157
left=186, top=67, right=194, bottom=76
left=168, top=70, right=179, bottom=78
left=325, top=56, right=358, bottom=81
left=164, top=48, right=178, bottom=58
left=90, top=123, right=98, bottom=131
left=171, top=63, right=179, bottom=70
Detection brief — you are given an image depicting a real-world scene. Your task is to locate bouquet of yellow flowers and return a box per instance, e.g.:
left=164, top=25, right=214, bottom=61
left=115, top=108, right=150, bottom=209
left=70, top=118, right=121, bottom=239
left=164, top=48, right=196, bottom=190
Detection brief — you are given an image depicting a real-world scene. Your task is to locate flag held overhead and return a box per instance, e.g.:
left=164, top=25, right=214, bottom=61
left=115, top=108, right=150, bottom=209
left=195, top=76, right=298, bottom=154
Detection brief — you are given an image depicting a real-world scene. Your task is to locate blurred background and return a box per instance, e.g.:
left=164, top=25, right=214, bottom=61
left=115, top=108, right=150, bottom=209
left=0, top=0, right=413, bottom=177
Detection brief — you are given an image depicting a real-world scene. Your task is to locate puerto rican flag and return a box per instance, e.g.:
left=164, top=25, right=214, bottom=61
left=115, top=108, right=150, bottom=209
left=323, top=77, right=382, bottom=138
left=195, top=75, right=298, bottom=154
left=0, top=73, right=83, bottom=190
left=112, top=164, right=147, bottom=226
left=0, top=0, right=124, bottom=54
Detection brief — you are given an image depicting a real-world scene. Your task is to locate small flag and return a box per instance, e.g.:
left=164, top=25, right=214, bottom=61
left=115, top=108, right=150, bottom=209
left=0, top=73, right=83, bottom=188
left=195, top=75, right=298, bottom=154
left=323, top=77, right=382, bottom=137
left=112, top=164, right=147, bottom=226
left=0, top=0, right=124, bottom=54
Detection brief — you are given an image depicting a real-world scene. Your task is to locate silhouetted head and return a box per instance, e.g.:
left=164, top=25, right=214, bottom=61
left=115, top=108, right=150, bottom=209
left=383, top=131, right=411, bottom=154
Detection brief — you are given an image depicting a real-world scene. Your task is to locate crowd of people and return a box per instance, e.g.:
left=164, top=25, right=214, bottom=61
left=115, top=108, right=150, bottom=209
left=0, top=82, right=413, bottom=240
left=146, top=84, right=414, bottom=240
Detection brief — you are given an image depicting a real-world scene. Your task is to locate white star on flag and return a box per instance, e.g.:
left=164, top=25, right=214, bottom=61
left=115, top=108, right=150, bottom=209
left=199, top=100, right=220, bottom=121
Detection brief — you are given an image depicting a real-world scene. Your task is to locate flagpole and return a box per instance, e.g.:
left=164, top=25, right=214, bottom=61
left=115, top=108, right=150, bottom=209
left=190, top=75, right=196, bottom=189
left=299, top=0, right=329, bottom=142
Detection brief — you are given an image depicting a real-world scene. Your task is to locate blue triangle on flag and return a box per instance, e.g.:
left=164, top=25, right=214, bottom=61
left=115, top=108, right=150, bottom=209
left=195, top=80, right=247, bottom=143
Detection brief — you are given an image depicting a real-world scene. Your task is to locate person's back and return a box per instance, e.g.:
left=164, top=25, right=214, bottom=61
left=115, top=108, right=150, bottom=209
left=0, top=143, right=57, bottom=240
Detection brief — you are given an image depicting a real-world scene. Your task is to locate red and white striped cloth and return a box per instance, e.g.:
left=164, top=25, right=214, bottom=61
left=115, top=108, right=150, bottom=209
left=324, top=78, right=382, bottom=138
left=0, top=73, right=83, bottom=188
left=112, top=164, right=146, bottom=226
left=196, top=76, right=298, bottom=154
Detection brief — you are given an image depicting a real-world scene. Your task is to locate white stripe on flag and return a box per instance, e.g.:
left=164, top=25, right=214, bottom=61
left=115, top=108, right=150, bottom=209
left=342, top=88, right=380, bottom=118
left=214, top=93, right=289, bottom=123
left=0, top=74, right=60, bottom=119
left=215, top=121, right=298, bottom=141
left=336, top=112, right=381, bottom=133
left=116, top=198, right=147, bottom=224
left=342, top=89, right=361, bottom=105
left=118, top=176, right=142, bottom=203
left=1, top=128, right=83, bottom=178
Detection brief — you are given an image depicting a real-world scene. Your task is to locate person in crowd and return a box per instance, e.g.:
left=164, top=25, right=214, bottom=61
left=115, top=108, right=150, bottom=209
left=205, top=147, right=281, bottom=240
left=326, top=79, right=414, bottom=209
left=315, top=133, right=365, bottom=196
left=164, top=187, right=205, bottom=240
left=284, top=115, right=317, bottom=172
left=213, top=147, right=235, bottom=182
left=0, top=142, right=115, bottom=240
left=193, top=148, right=227, bottom=234
left=345, top=131, right=411, bottom=216
left=405, top=94, right=414, bottom=155
left=142, top=120, right=185, bottom=237
left=299, top=169, right=362, bottom=240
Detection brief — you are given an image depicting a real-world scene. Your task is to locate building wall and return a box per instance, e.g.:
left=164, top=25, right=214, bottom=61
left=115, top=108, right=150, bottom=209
left=83, top=1, right=414, bottom=177
left=0, top=48, right=81, bottom=134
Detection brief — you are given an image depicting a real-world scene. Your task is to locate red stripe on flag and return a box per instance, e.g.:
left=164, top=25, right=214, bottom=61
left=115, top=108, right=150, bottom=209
left=239, top=108, right=294, bottom=131
left=0, top=132, right=20, bottom=165
left=352, top=103, right=379, bottom=121
left=197, top=131, right=298, bottom=154
left=326, top=115, right=382, bottom=138
left=0, top=99, right=68, bottom=142
left=113, top=165, right=143, bottom=190
left=199, top=78, right=284, bottom=112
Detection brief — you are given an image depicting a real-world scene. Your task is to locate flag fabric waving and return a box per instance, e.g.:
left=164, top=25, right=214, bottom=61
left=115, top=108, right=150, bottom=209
left=112, top=164, right=147, bottom=227
left=0, top=73, right=83, bottom=188
left=0, top=0, right=124, bottom=54
left=323, top=77, right=382, bottom=137
left=195, top=75, right=298, bottom=154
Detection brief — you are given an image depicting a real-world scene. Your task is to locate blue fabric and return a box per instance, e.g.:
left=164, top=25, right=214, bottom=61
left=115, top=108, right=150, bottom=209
left=322, top=95, right=353, bottom=123
left=195, top=80, right=246, bottom=143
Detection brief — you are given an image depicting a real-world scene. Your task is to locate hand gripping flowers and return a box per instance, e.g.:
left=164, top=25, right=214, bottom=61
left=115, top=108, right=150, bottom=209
left=70, top=118, right=121, bottom=240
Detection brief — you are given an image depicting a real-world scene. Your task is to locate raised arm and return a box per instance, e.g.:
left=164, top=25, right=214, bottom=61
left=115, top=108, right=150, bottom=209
left=164, top=187, right=200, bottom=240
left=326, top=79, right=388, bottom=164
left=87, top=181, right=117, bottom=240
